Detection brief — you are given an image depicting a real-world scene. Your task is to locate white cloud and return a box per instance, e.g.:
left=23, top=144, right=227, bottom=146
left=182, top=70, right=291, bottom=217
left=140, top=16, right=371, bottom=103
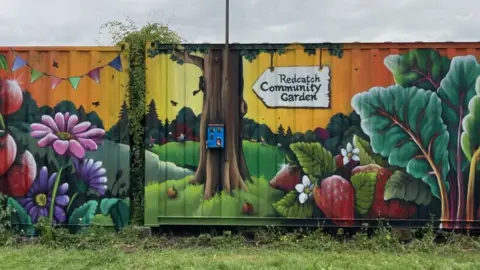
left=0, top=0, right=478, bottom=45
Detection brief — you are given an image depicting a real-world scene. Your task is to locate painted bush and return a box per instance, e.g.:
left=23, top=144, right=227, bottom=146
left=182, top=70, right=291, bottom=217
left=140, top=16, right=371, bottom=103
left=0, top=49, right=130, bottom=234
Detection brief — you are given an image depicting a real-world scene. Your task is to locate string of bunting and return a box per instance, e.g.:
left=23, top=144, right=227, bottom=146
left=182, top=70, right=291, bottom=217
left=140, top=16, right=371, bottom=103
left=9, top=49, right=123, bottom=90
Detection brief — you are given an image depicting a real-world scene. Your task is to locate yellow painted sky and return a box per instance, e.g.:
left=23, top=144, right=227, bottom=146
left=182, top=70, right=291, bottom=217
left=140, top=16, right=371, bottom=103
left=146, top=44, right=393, bottom=133
left=1, top=48, right=128, bottom=130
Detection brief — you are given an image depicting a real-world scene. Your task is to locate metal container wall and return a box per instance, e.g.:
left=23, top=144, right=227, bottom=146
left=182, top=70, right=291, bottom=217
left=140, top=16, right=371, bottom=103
left=145, top=42, right=480, bottom=228
left=0, top=47, right=130, bottom=232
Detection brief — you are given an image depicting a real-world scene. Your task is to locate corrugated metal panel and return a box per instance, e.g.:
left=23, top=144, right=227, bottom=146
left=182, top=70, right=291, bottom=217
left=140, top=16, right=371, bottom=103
left=145, top=42, right=480, bottom=229
left=0, top=46, right=130, bottom=231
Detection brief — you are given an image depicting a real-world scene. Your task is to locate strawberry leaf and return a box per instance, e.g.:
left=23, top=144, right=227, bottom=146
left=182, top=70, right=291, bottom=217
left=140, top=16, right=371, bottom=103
left=351, top=172, right=377, bottom=214
left=352, top=135, right=386, bottom=166
left=289, top=142, right=336, bottom=181
left=384, top=171, right=432, bottom=206
left=272, top=190, right=313, bottom=218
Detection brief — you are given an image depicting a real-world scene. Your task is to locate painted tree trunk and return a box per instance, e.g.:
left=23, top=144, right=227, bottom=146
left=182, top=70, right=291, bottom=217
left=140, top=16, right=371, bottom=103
left=189, top=49, right=249, bottom=200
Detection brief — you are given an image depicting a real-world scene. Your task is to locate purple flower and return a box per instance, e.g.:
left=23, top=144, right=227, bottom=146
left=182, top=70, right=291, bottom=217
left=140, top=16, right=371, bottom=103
left=73, top=158, right=108, bottom=196
left=30, top=112, right=105, bottom=159
left=18, top=166, right=70, bottom=223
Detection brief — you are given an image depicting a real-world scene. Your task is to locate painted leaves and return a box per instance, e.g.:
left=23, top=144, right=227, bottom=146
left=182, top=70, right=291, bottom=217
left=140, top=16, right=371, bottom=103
left=384, top=171, right=432, bottom=206
left=437, top=56, right=480, bottom=172
left=384, top=49, right=451, bottom=91
left=272, top=190, right=313, bottom=218
left=290, top=142, right=336, bottom=181
left=351, top=85, right=450, bottom=199
left=461, top=76, right=480, bottom=167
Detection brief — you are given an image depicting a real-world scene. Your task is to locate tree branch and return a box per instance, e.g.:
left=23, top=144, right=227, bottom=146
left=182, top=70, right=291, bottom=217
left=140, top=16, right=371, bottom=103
left=172, top=48, right=204, bottom=70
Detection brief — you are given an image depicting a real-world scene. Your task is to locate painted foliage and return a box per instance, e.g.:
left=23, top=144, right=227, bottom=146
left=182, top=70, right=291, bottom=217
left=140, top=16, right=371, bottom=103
left=0, top=48, right=130, bottom=234
left=144, top=43, right=480, bottom=228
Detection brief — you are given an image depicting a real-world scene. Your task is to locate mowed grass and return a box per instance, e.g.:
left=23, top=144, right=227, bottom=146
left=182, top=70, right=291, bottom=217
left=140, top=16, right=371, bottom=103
left=2, top=246, right=480, bottom=269
left=144, top=176, right=285, bottom=224
left=150, top=141, right=286, bottom=180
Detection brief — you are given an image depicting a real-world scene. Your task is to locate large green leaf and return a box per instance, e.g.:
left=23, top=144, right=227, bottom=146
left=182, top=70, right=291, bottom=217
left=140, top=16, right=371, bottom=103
left=384, top=171, right=432, bottom=206
left=351, top=85, right=450, bottom=199
left=461, top=76, right=480, bottom=168
left=352, top=135, right=386, bottom=166
left=99, top=198, right=130, bottom=231
left=437, top=56, right=480, bottom=172
left=272, top=190, right=313, bottom=218
left=0, top=55, right=7, bottom=70
left=68, top=200, right=98, bottom=226
left=351, top=172, right=378, bottom=214
left=290, top=142, right=336, bottom=181
left=384, top=49, right=451, bottom=91
left=7, top=197, right=35, bottom=236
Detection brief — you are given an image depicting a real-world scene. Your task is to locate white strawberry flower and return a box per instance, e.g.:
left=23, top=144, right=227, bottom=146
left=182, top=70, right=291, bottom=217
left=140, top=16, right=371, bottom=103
left=341, top=142, right=360, bottom=165
left=295, top=175, right=314, bottom=204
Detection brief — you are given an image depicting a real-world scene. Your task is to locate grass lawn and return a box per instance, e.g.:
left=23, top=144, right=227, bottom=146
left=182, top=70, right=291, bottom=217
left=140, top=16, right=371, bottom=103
left=150, top=140, right=286, bottom=181
left=2, top=246, right=480, bottom=269
left=144, top=176, right=285, bottom=225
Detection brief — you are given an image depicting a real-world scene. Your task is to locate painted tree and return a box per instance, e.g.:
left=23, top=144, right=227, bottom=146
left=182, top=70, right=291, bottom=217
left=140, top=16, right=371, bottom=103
left=149, top=43, right=343, bottom=199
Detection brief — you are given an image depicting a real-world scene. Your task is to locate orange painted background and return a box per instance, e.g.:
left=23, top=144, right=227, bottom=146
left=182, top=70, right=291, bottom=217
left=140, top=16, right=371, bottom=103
left=147, top=43, right=480, bottom=133
left=0, top=47, right=128, bottom=130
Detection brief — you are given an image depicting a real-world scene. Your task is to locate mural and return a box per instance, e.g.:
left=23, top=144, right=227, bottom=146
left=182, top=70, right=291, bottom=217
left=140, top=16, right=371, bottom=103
left=0, top=48, right=130, bottom=234
left=144, top=43, right=480, bottom=229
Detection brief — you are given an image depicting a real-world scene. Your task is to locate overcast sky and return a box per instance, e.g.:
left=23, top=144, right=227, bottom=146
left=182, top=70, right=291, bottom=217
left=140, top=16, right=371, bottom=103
left=0, top=0, right=478, bottom=46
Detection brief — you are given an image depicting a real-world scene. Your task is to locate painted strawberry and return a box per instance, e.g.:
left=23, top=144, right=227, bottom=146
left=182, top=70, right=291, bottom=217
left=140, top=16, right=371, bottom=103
left=313, top=175, right=355, bottom=226
left=269, top=164, right=301, bottom=192
left=368, top=167, right=417, bottom=219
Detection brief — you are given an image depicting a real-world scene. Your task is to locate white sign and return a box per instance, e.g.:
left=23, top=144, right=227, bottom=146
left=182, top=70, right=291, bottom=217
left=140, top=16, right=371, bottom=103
left=252, top=66, right=331, bottom=108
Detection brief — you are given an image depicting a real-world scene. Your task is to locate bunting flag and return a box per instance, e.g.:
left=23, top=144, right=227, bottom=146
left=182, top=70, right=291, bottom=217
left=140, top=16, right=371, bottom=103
left=10, top=50, right=123, bottom=90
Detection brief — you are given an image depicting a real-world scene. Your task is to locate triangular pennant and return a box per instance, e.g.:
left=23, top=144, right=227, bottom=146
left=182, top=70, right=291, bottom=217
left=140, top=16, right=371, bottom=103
left=68, top=76, right=81, bottom=90
left=51, top=76, right=63, bottom=90
left=12, top=56, right=27, bottom=71
left=108, top=55, right=123, bottom=72
left=30, top=68, right=44, bottom=83
left=87, top=67, right=101, bottom=84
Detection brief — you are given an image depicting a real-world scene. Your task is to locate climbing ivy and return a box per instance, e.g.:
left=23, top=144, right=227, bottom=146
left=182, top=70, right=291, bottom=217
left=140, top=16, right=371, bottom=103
left=99, top=17, right=183, bottom=225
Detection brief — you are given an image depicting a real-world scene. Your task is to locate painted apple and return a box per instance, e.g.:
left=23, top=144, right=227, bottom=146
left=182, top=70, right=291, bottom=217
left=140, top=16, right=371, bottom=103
left=269, top=164, right=301, bottom=192
left=0, top=78, right=23, bottom=115
left=0, top=133, right=17, bottom=175
left=167, top=186, right=177, bottom=198
left=242, top=201, right=254, bottom=215
left=4, top=150, right=36, bottom=196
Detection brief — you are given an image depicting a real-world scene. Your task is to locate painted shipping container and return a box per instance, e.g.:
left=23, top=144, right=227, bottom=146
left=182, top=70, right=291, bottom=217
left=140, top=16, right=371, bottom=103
left=0, top=46, right=130, bottom=233
left=144, top=42, right=480, bottom=229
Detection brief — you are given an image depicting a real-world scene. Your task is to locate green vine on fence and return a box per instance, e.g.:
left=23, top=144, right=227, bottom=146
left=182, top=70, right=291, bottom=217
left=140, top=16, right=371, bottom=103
left=98, top=16, right=183, bottom=225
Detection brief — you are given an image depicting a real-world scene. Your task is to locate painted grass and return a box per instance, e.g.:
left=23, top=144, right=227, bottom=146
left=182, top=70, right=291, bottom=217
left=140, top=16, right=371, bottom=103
left=150, top=140, right=286, bottom=181
left=2, top=246, right=480, bottom=269
left=144, top=176, right=285, bottom=224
